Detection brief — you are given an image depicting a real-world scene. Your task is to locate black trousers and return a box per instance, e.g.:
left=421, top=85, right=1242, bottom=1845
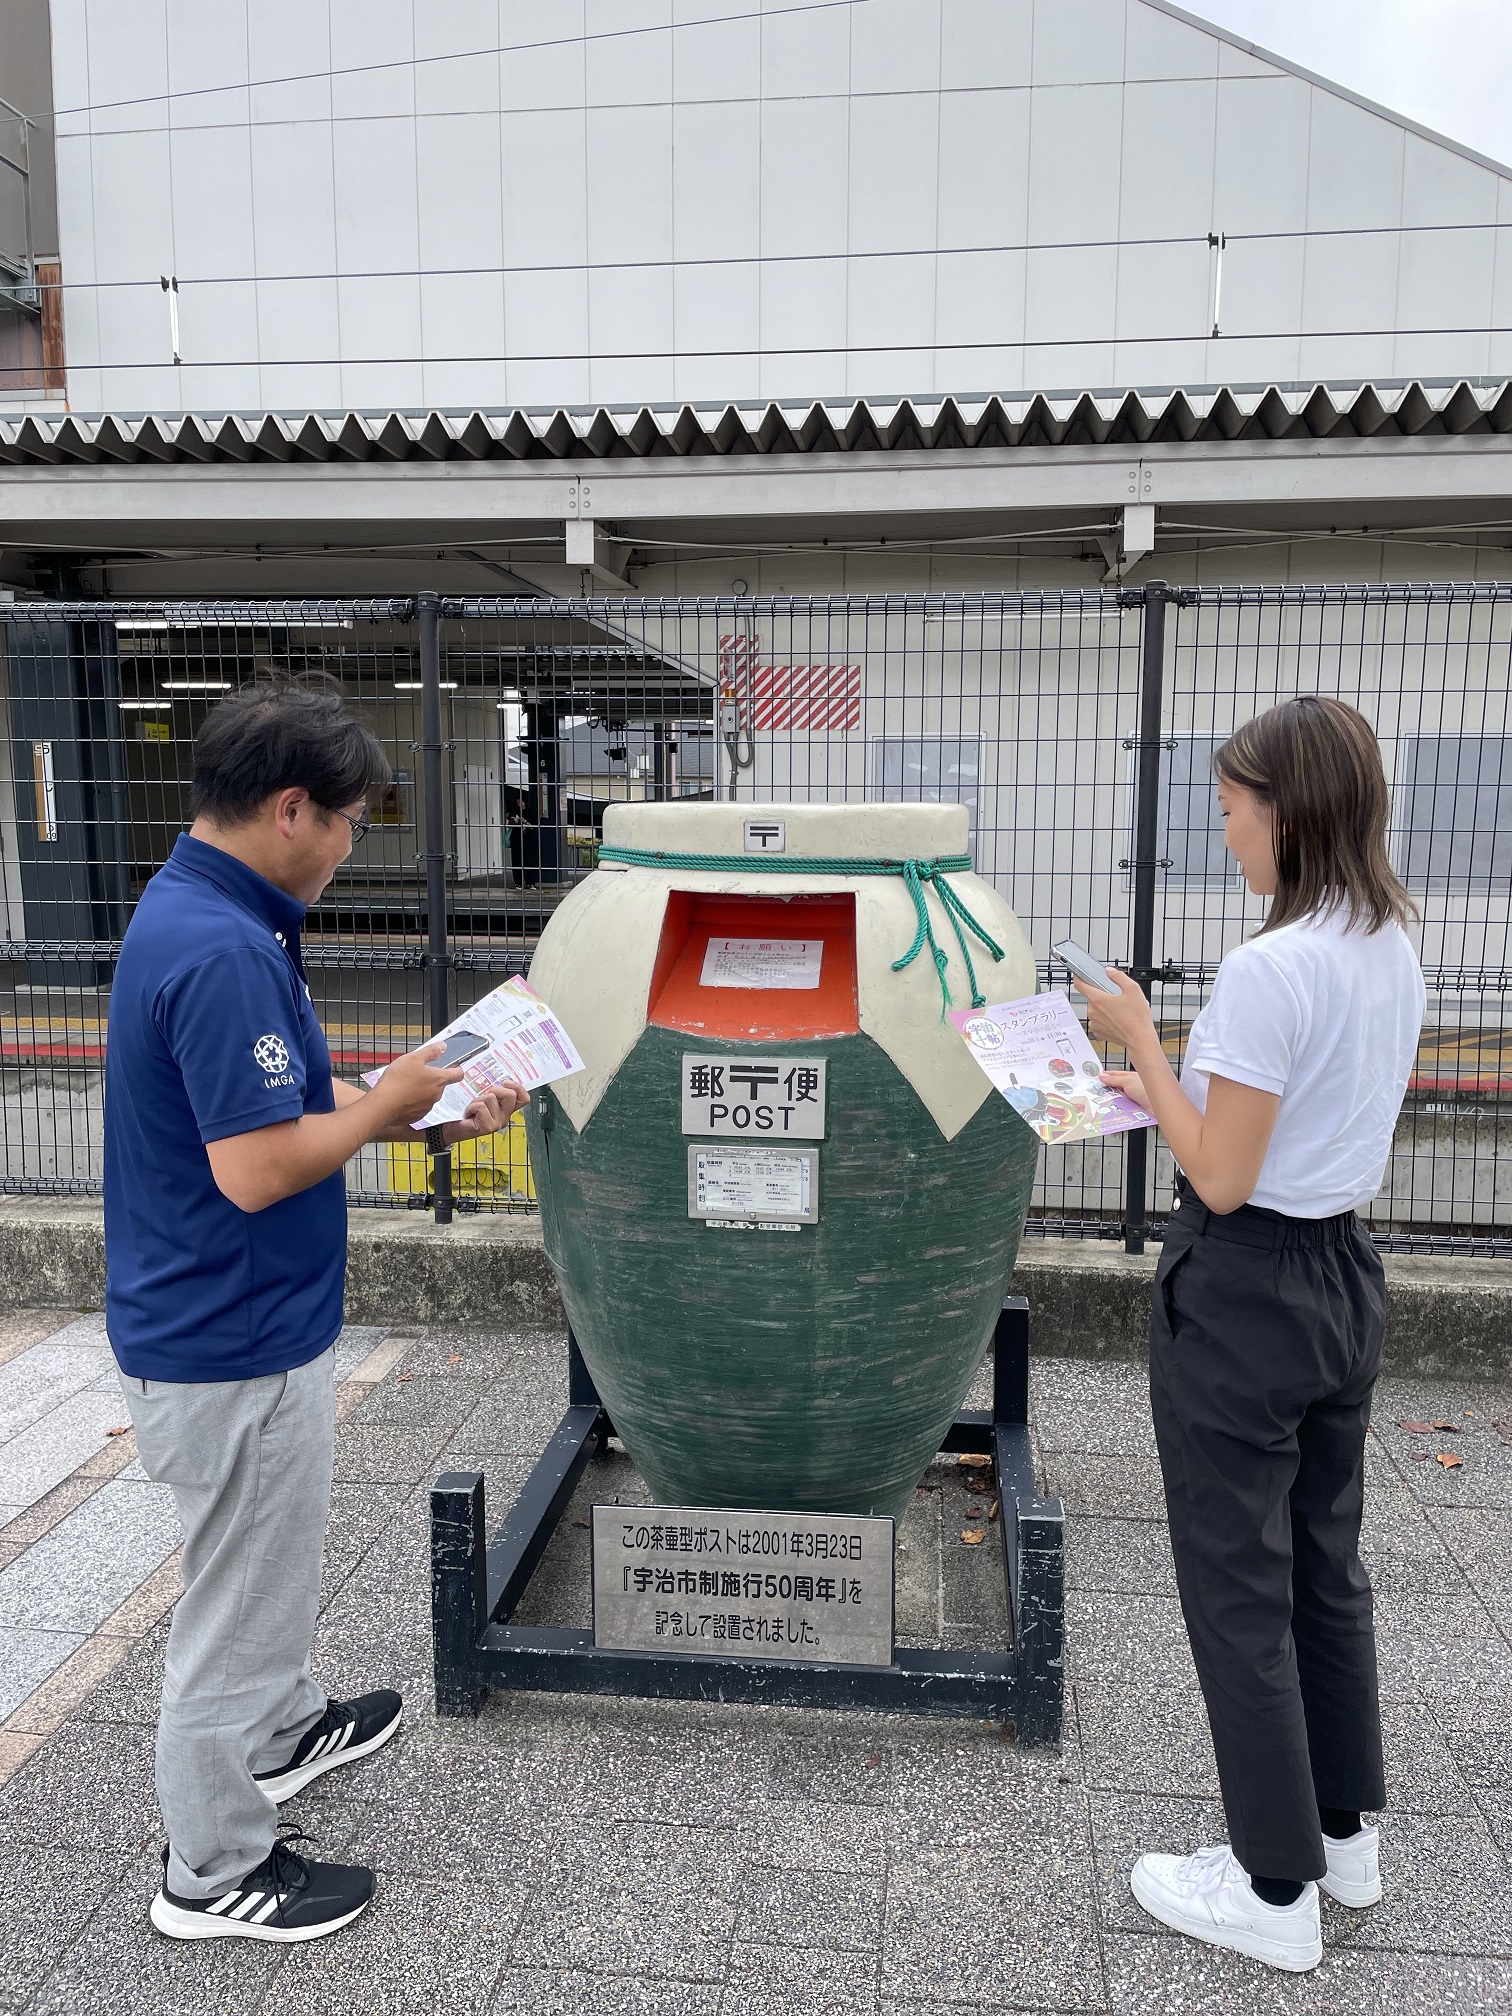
left=1149, top=1182, right=1388, bottom=1882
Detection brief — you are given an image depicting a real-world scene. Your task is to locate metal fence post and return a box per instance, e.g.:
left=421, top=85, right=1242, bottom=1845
left=418, top=591, right=453, bottom=1226
left=1123, top=581, right=1169, bottom=1255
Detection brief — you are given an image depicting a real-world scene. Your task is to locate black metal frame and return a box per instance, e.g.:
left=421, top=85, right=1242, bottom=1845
left=430, top=1296, right=1065, bottom=1747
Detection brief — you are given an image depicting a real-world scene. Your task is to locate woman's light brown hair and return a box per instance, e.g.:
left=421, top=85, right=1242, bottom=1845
left=1214, top=697, right=1417, bottom=936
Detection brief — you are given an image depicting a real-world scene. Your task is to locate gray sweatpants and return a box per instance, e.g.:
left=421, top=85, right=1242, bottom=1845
left=120, top=1347, right=335, bottom=1898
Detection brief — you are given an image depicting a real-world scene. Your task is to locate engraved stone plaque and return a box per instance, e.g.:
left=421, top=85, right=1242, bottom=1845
left=592, top=1504, right=896, bottom=1668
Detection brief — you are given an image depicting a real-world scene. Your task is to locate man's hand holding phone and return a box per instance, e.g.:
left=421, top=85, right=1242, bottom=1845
left=368, top=1040, right=468, bottom=1129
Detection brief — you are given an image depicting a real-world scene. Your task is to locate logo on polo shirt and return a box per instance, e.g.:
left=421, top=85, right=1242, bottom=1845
left=254, top=1034, right=289, bottom=1074
left=253, top=1033, right=297, bottom=1089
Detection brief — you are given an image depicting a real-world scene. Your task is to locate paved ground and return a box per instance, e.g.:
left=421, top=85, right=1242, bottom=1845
left=0, top=1306, right=1509, bottom=2015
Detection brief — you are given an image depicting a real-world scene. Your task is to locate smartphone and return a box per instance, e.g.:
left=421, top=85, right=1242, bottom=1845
left=1051, top=938, right=1123, bottom=996
left=428, top=1029, right=489, bottom=1070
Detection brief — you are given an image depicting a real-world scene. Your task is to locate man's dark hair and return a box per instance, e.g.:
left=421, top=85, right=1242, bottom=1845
left=190, top=679, right=391, bottom=825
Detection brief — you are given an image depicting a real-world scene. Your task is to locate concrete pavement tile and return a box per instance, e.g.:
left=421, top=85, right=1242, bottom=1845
left=339, top=1723, right=584, bottom=1879
left=1063, top=1591, right=1198, bottom=1689
left=1370, top=1952, right=1512, bottom=2014
left=332, top=1423, right=459, bottom=1485
left=1041, top=1452, right=1168, bottom=1521
left=351, top=1373, right=492, bottom=1432
left=448, top=1384, right=578, bottom=1463
left=769, top=1726, right=896, bottom=1808
left=320, top=1480, right=416, bottom=1598
left=1374, top=1697, right=1480, bottom=1817
left=883, top=1721, right=1088, bottom=1849
left=880, top=2005, right=1077, bottom=2016
left=1374, top=1407, right=1512, bottom=1511
left=27, top=1313, right=110, bottom=1350
left=70, top=1614, right=169, bottom=1726
left=1030, top=1359, right=1158, bottom=1458
left=0, top=1838, right=135, bottom=2013
left=509, top=1821, right=745, bottom=1980
left=1065, top=1517, right=1176, bottom=1597
left=882, top=1841, right=1103, bottom=2011
left=1088, top=1790, right=1229, bottom=1936
left=1371, top=1586, right=1512, bottom=1697
left=273, top=1872, right=527, bottom=2016
left=0, top=1342, right=115, bottom=1443
left=1471, top=1788, right=1512, bottom=1859
left=396, top=1327, right=562, bottom=1379
left=1102, top=1930, right=1380, bottom=2013
left=1421, top=1685, right=1512, bottom=1735
left=490, top=1968, right=723, bottom=2015
left=29, top=1868, right=281, bottom=2016
left=331, top=1324, right=389, bottom=1381
left=0, top=1624, right=84, bottom=1718
left=1439, top=1725, right=1512, bottom=1789
left=1375, top=1375, right=1512, bottom=1428
left=1423, top=1507, right=1512, bottom=1619
left=0, top=1391, right=133, bottom=1510
left=1074, top=1681, right=1219, bottom=1799
left=0, top=1719, right=158, bottom=1850
left=1327, top=1810, right=1512, bottom=1955
left=724, top=1941, right=880, bottom=2014
left=0, top=1477, right=179, bottom=1632
left=0, top=1308, right=73, bottom=1360
left=735, top=1802, right=889, bottom=1876
left=567, top=1708, right=788, bottom=1830
left=736, top=1866, right=885, bottom=1952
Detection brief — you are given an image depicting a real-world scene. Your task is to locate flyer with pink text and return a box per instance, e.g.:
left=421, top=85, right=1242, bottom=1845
left=949, top=990, right=1156, bottom=1145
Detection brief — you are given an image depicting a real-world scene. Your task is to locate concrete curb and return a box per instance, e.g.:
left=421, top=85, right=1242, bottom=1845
left=0, top=1198, right=1506, bottom=1381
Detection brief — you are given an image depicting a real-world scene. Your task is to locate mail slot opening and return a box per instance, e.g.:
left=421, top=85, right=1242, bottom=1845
left=646, top=890, right=859, bottom=1039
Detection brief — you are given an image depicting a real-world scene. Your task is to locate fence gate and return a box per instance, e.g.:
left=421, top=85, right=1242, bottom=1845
left=0, top=587, right=1506, bottom=1254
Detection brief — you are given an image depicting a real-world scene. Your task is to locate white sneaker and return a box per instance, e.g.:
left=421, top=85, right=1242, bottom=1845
left=1131, top=1845, right=1323, bottom=1973
left=1321, top=1824, right=1381, bottom=1908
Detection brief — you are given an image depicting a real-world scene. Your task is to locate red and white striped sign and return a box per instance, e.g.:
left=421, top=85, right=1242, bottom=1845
left=719, top=634, right=862, bottom=733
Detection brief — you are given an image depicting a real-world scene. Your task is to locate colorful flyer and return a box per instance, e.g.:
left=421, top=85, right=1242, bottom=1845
left=364, top=976, right=584, bottom=1130
left=949, top=990, right=1156, bottom=1145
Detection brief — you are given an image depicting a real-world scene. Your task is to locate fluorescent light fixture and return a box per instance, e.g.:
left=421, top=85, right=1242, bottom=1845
left=391, top=681, right=457, bottom=691
left=113, top=618, right=171, bottom=633
left=163, top=679, right=232, bottom=691
left=118, top=700, right=173, bottom=710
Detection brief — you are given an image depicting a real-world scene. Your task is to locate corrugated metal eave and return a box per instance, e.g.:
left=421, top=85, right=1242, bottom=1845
left=2, top=380, right=1511, bottom=467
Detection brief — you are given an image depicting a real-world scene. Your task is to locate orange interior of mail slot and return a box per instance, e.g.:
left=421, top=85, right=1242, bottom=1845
left=646, top=892, right=860, bottom=1039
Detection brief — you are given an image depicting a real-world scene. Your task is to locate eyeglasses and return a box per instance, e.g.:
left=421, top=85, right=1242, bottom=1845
left=334, top=808, right=372, bottom=844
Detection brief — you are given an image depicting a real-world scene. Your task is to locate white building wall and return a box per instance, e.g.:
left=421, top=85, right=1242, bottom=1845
left=46, top=0, right=1512, bottom=417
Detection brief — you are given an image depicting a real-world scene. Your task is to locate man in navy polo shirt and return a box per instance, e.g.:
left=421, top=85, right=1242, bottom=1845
left=107, top=682, right=526, bottom=1944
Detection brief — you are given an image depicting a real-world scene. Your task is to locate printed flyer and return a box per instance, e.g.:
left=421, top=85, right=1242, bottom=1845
left=364, top=976, right=584, bottom=1130
left=949, top=990, right=1156, bottom=1145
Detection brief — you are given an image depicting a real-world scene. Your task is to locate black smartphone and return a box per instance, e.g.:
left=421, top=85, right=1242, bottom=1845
left=1050, top=938, right=1123, bottom=996
left=429, top=1029, right=489, bottom=1069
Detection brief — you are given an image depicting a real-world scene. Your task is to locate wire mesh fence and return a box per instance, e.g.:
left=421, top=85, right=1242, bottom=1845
left=0, top=586, right=1505, bottom=1253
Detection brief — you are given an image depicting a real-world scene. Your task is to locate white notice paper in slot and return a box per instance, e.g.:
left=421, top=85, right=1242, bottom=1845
left=688, top=1145, right=819, bottom=1223
left=700, top=937, right=824, bottom=990
left=363, top=976, right=584, bottom=1130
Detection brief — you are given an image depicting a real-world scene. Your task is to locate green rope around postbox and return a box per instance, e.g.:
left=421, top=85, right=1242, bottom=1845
left=596, top=845, right=1005, bottom=1017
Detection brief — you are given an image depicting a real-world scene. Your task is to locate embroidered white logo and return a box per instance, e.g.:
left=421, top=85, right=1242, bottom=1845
left=253, top=1034, right=290, bottom=1075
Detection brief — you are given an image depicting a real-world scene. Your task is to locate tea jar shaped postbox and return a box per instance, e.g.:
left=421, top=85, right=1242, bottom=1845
left=523, top=801, right=1040, bottom=1524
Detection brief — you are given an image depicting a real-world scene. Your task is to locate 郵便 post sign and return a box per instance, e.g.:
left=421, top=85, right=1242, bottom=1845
left=591, top=1505, right=895, bottom=1667
left=681, top=1054, right=827, bottom=1138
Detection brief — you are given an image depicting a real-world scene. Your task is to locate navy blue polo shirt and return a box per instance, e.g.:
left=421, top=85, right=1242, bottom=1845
left=104, top=834, right=346, bottom=1381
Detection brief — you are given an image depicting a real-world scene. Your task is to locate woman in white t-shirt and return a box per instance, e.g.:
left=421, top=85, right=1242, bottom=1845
left=1076, top=696, right=1425, bottom=1976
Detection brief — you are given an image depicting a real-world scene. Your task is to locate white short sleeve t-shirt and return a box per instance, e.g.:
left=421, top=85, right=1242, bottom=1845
left=1182, top=908, right=1425, bottom=1217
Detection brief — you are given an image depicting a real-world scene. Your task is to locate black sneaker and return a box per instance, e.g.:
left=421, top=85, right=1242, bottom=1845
left=253, top=1690, right=403, bottom=1803
left=151, top=1831, right=373, bottom=1943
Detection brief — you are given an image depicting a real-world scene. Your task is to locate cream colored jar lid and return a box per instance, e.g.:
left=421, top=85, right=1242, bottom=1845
left=602, top=800, right=969, bottom=860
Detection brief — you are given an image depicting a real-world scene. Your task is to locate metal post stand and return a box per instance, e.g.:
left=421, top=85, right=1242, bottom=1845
left=431, top=1297, right=1065, bottom=1746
